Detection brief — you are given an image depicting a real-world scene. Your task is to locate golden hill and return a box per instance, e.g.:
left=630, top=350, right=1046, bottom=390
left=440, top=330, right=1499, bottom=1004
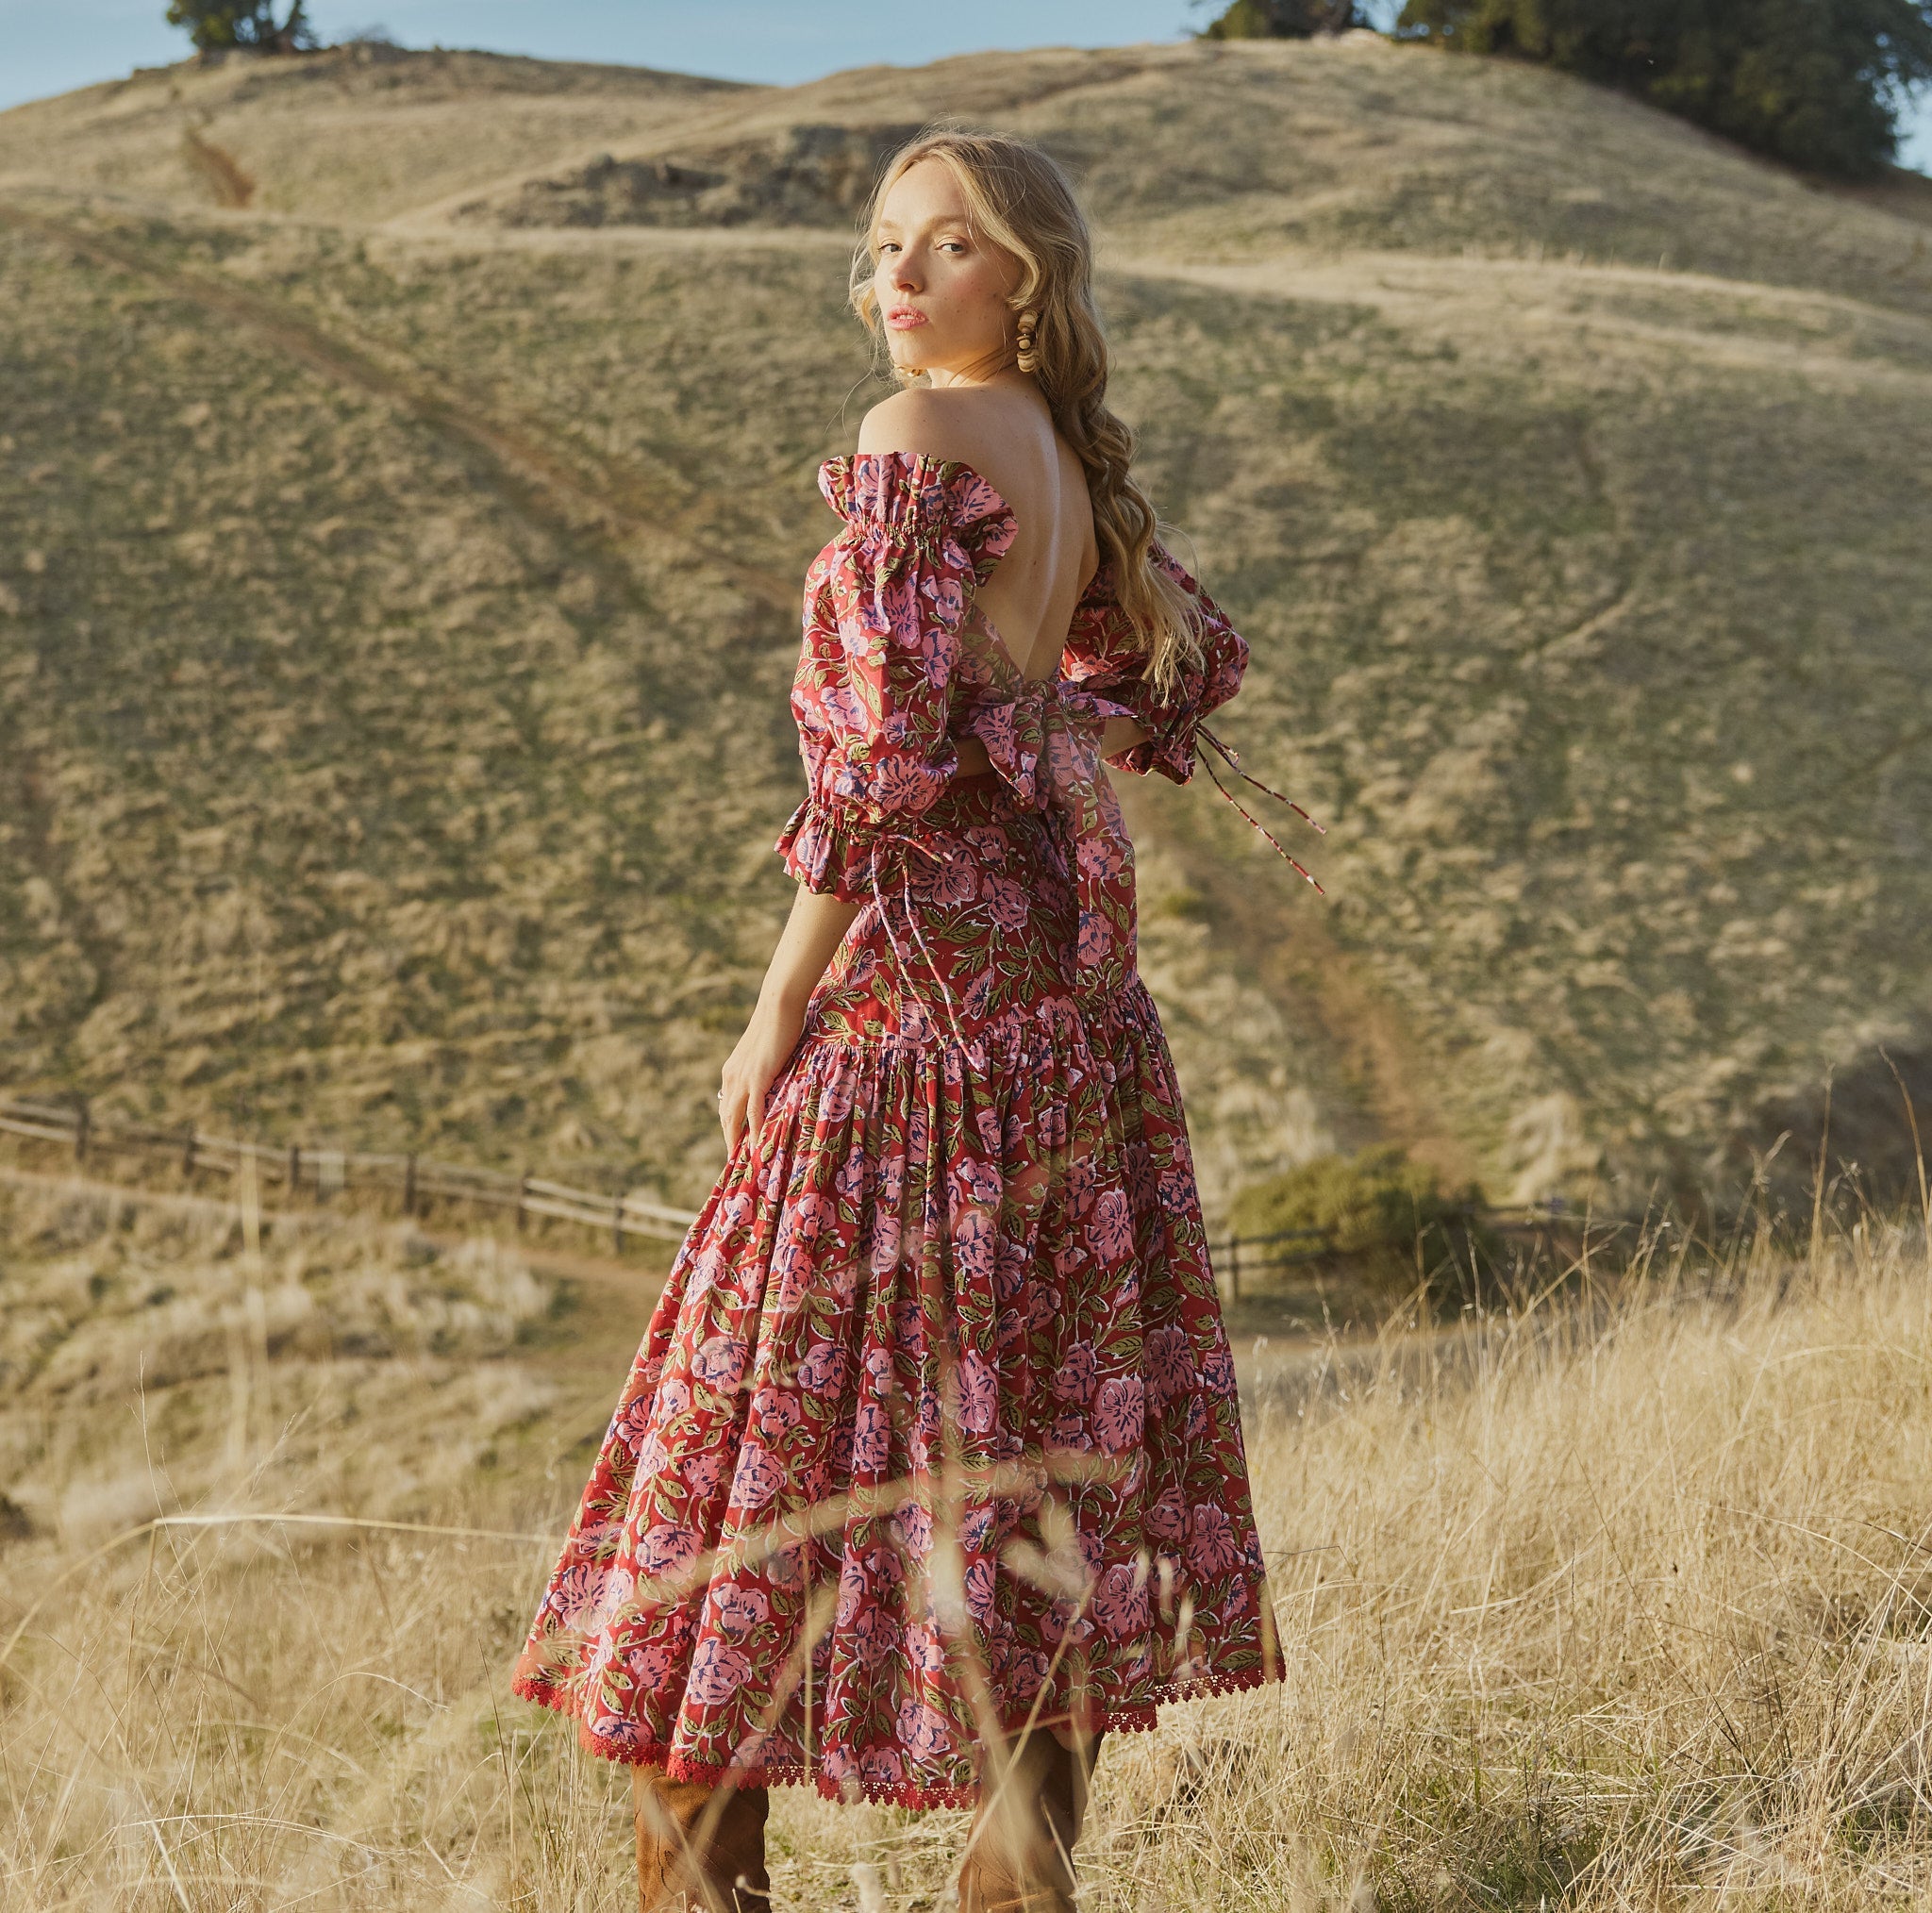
left=2, top=35, right=1929, bottom=1215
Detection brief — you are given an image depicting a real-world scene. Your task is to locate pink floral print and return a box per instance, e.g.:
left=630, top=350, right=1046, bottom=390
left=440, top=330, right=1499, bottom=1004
left=513, top=454, right=1277, bottom=1810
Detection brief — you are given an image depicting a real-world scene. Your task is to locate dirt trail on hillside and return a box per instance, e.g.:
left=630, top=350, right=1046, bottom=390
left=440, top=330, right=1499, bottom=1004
left=0, top=199, right=794, bottom=611
left=0, top=1161, right=668, bottom=1286
left=1125, top=250, right=1932, bottom=389
left=0, top=1157, right=667, bottom=1407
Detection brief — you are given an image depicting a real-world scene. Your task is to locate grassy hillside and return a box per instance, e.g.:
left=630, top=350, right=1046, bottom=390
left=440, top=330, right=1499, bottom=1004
left=2, top=36, right=1930, bottom=1214
left=0, top=42, right=751, bottom=224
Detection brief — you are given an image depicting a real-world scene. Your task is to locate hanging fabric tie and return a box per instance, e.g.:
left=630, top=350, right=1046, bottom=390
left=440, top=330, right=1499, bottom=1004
left=1195, top=724, right=1325, bottom=893
left=867, top=832, right=973, bottom=1053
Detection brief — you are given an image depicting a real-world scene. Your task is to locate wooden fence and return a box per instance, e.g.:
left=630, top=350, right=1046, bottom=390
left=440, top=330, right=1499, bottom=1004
left=0, top=1094, right=699, bottom=1249
left=1209, top=1205, right=1583, bottom=1301
left=1, top=1092, right=1579, bottom=1276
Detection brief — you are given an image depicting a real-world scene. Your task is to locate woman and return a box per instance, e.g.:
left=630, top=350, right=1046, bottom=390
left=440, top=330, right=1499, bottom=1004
left=514, top=129, right=1291, bottom=1913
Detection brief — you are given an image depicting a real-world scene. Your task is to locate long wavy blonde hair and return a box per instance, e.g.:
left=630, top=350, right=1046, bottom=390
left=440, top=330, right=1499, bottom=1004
left=852, top=128, right=1202, bottom=697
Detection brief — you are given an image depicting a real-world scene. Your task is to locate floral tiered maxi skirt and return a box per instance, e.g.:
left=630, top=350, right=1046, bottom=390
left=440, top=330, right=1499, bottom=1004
left=512, top=774, right=1278, bottom=1808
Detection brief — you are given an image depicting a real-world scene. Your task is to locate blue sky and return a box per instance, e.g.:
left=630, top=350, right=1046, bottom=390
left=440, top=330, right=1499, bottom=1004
left=3, top=0, right=1928, bottom=169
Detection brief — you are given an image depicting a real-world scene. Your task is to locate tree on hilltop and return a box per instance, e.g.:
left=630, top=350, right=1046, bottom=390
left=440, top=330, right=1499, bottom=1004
left=1199, top=0, right=1367, bottom=37
left=1393, top=0, right=1932, bottom=176
left=165, top=1, right=318, bottom=54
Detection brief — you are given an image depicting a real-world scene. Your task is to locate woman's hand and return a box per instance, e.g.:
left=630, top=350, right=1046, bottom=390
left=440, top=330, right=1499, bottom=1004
left=719, top=994, right=808, bottom=1156
left=718, top=882, right=863, bottom=1156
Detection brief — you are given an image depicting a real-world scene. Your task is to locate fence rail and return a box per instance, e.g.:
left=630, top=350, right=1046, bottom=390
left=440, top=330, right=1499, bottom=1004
left=2, top=1093, right=1584, bottom=1278
left=1207, top=1205, right=1585, bottom=1300
left=0, top=1095, right=699, bottom=1249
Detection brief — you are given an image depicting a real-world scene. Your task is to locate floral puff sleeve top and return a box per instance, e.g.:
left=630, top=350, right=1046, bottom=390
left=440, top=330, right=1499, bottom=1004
left=775, top=453, right=1020, bottom=905
left=777, top=452, right=1286, bottom=931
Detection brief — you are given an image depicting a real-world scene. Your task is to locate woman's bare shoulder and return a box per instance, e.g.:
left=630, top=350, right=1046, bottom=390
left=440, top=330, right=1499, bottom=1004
left=856, top=387, right=1005, bottom=466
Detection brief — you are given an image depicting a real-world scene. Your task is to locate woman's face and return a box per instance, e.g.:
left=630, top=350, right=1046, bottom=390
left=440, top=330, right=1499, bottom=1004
left=870, top=158, right=1021, bottom=383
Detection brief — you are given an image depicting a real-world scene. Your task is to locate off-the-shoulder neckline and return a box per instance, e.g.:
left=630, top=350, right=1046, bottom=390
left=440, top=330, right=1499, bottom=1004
left=819, top=451, right=1113, bottom=613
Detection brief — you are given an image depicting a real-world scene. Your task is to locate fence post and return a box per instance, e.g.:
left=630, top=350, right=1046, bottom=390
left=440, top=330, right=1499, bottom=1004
left=75, top=1099, right=90, bottom=1167
left=181, top=1127, right=197, bottom=1180
left=288, top=1143, right=300, bottom=1194
left=1228, top=1234, right=1241, bottom=1303
left=517, top=1172, right=529, bottom=1233
left=612, top=1192, right=625, bottom=1257
left=403, top=1153, right=417, bottom=1218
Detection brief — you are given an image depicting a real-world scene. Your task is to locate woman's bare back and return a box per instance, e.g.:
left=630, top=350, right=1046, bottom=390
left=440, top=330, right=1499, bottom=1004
left=857, top=380, right=1096, bottom=682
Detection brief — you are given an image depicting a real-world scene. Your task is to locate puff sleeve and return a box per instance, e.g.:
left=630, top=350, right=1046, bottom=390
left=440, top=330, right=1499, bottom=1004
left=1059, top=544, right=1249, bottom=785
left=775, top=454, right=1017, bottom=902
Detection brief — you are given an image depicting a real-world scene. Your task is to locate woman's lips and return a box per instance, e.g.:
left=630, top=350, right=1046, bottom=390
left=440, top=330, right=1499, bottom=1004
left=886, top=308, right=927, bottom=329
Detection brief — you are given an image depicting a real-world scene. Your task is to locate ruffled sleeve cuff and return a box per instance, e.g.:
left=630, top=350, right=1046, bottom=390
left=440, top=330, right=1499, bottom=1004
left=1073, top=656, right=1215, bottom=787
left=774, top=798, right=877, bottom=905
left=1103, top=691, right=1208, bottom=785
left=1067, top=546, right=1249, bottom=787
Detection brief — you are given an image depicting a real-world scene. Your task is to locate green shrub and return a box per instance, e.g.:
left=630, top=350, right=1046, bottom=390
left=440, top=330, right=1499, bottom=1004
left=1230, top=1145, right=1490, bottom=1294
left=1199, top=0, right=1365, bottom=38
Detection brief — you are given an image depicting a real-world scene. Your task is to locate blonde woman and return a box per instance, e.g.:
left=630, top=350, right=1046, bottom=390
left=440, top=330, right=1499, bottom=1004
left=515, top=130, right=1299, bottom=1911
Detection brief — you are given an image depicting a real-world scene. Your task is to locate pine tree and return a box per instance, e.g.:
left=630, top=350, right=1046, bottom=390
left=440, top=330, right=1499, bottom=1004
left=1200, top=0, right=1365, bottom=38
left=1394, top=0, right=1932, bottom=175
left=164, top=2, right=317, bottom=55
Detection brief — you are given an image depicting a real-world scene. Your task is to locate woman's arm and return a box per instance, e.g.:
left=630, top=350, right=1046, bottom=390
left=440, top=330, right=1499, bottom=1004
left=719, top=884, right=861, bottom=1153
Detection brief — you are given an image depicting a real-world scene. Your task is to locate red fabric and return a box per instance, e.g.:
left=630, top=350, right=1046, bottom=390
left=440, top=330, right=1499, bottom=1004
left=512, top=455, right=1276, bottom=1810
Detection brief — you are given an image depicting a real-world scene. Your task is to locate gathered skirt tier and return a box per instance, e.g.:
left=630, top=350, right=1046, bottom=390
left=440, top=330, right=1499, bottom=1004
left=511, top=775, right=1278, bottom=1809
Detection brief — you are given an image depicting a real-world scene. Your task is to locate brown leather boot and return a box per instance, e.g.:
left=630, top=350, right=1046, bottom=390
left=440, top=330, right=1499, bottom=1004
left=958, top=1726, right=1104, bottom=1913
left=632, top=1768, right=771, bottom=1913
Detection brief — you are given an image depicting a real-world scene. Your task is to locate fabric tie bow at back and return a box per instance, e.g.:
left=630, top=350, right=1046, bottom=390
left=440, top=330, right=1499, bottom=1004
left=964, top=677, right=1124, bottom=816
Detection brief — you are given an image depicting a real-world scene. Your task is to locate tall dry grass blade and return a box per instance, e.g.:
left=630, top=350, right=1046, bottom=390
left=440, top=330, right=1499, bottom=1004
left=1881, top=1048, right=1931, bottom=1252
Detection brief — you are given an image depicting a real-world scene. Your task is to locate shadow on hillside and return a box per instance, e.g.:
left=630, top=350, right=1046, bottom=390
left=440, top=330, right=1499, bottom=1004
left=1726, top=1035, right=1932, bottom=1215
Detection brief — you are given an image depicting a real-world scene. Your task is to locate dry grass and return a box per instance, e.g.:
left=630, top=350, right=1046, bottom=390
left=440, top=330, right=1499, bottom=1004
left=7, top=1173, right=1932, bottom=1908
